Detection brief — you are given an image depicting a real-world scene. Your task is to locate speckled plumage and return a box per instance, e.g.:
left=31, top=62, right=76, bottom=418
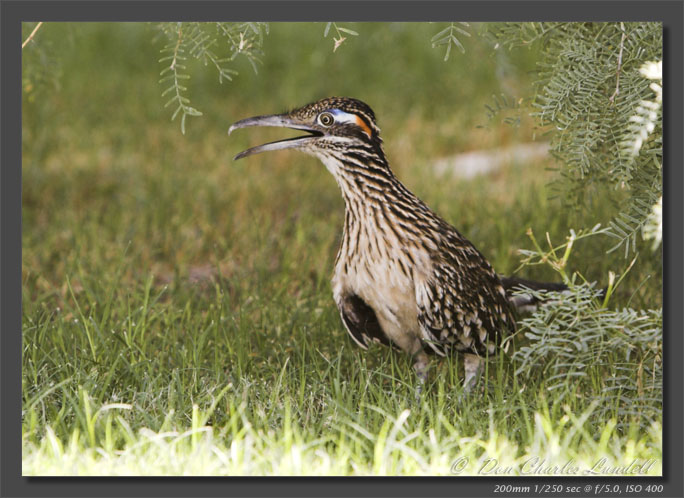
left=230, top=97, right=541, bottom=393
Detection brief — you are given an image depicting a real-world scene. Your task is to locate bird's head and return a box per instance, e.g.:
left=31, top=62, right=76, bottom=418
left=228, top=97, right=383, bottom=160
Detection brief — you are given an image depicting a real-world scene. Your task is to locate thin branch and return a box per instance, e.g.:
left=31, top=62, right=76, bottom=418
left=22, top=22, right=44, bottom=50
left=609, top=22, right=626, bottom=104
left=170, top=24, right=183, bottom=70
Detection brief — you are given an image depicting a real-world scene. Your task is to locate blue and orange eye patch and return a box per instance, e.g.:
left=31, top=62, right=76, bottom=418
left=329, top=109, right=374, bottom=138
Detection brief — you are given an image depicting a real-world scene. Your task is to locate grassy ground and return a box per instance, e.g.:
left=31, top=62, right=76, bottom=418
left=21, top=23, right=662, bottom=476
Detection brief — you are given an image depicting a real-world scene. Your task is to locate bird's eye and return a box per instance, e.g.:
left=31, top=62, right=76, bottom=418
left=318, top=112, right=335, bottom=127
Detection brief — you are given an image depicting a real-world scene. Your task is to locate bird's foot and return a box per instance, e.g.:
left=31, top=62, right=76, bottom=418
left=462, top=353, right=484, bottom=394
left=412, top=352, right=429, bottom=404
left=414, top=378, right=425, bottom=404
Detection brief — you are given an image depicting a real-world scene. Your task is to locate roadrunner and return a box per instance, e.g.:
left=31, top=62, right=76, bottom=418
left=229, top=97, right=566, bottom=395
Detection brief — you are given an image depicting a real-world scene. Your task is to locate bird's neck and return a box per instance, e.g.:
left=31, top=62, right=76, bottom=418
left=317, top=149, right=398, bottom=210
left=316, top=150, right=439, bottom=251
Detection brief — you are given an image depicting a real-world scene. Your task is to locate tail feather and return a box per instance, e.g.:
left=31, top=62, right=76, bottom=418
left=499, top=276, right=568, bottom=293
left=499, top=275, right=607, bottom=313
left=499, top=275, right=569, bottom=313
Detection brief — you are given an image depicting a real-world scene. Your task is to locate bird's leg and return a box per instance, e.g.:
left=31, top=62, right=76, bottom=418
left=463, top=353, right=484, bottom=394
left=412, top=350, right=429, bottom=402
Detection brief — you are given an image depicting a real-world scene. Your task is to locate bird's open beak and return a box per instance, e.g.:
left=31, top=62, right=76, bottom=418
left=228, top=114, right=322, bottom=160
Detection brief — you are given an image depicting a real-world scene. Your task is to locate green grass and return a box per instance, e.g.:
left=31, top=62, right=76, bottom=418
left=21, top=22, right=662, bottom=476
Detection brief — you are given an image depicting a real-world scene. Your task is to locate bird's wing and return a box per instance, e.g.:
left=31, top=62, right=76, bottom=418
left=337, top=293, right=397, bottom=350
left=415, top=240, right=513, bottom=357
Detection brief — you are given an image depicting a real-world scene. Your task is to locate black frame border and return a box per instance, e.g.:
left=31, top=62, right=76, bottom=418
left=2, top=1, right=682, bottom=497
